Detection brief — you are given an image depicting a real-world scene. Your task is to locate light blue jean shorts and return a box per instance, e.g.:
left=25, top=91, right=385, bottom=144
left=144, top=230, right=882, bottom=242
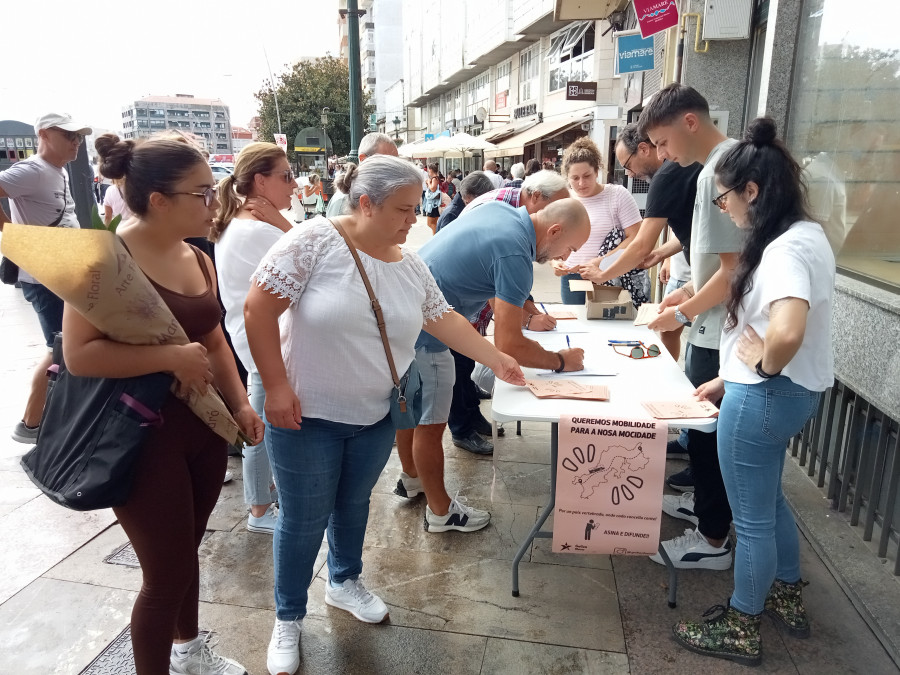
left=415, top=347, right=456, bottom=425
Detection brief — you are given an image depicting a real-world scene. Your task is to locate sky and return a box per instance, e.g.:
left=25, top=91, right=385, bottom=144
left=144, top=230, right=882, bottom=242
left=1, top=0, right=339, bottom=134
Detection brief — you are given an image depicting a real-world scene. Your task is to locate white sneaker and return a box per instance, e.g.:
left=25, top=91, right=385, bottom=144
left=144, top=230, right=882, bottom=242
left=267, top=619, right=302, bottom=675
left=393, top=471, right=422, bottom=498
left=424, top=494, right=490, bottom=533
left=649, top=528, right=733, bottom=570
left=324, top=577, right=389, bottom=623
left=169, top=631, right=246, bottom=675
left=247, top=504, right=278, bottom=534
left=662, top=492, right=699, bottom=526
left=223, top=471, right=234, bottom=484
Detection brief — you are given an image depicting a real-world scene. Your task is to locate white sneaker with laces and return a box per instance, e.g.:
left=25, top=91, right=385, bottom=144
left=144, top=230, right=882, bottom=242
left=247, top=504, right=279, bottom=534
left=324, top=577, right=389, bottom=623
left=169, top=631, right=247, bottom=675
left=424, top=494, right=491, bottom=533
left=393, top=471, right=422, bottom=499
left=649, top=528, right=732, bottom=570
left=266, top=618, right=302, bottom=675
left=662, top=492, right=698, bottom=525
left=223, top=471, right=234, bottom=484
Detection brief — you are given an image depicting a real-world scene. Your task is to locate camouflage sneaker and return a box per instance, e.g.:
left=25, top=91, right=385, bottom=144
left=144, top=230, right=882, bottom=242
left=673, top=603, right=762, bottom=667
left=765, top=579, right=810, bottom=639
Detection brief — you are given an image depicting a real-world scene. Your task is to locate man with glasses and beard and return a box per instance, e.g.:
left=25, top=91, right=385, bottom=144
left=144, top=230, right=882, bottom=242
left=0, top=112, right=91, bottom=444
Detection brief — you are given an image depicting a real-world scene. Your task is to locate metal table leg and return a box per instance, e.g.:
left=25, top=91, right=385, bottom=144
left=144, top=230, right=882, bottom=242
left=512, top=423, right=557, bottom=597
left=657, top=542, right=678, bottom=608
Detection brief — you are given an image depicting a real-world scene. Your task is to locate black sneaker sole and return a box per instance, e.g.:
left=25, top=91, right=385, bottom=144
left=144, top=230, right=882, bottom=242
left=672, top=631, right=762, bottom=667
left=393, top=479, right=422, bottom=499
left=666, top=480, right=695, bottom=492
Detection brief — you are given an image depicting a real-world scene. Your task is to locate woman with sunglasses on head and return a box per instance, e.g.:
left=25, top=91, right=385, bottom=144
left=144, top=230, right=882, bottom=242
left=74, top=134, right=264, bottom=675
left=672, top=117, right=834, bottom=666
left=211, top=142, right=297, bottom=535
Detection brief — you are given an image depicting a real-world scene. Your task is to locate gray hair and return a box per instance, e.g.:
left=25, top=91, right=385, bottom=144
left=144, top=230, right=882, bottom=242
left=510, top=162, right=526, bottom=179
left=335, top=155, right=423, bottom=209
left=358, top=132, right=396, bottom=158
left=459, top=171, right=495, bottom=200
left=617, top=122, right=653, bottom=154
left=522, top=170, right=568, bottom=199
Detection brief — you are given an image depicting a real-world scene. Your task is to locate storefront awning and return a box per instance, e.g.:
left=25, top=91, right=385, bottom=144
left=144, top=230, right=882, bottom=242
left=485, top=113, right=593, bottom=158
left=483, top=120, right=538, bottom=144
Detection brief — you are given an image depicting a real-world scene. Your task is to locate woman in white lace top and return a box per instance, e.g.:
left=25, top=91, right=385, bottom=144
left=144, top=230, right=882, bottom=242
left=244, top=155, right=525, bottom=674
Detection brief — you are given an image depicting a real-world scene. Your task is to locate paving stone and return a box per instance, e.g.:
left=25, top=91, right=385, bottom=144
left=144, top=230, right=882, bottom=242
left=480, top=637, right=630, bottom=674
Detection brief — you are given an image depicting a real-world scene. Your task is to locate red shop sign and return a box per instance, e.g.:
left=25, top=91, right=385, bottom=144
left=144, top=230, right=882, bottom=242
left=634, top=0, right=679, bottom=39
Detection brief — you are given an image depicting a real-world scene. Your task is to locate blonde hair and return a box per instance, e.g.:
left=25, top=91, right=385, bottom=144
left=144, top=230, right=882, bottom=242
left=211, top=142, right=286, bottom=242
left=562, top=136, right=604, bottom=178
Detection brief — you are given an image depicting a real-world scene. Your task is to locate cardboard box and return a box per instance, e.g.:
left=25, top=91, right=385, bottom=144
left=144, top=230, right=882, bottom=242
left=569, top=280, right=635, bottom=320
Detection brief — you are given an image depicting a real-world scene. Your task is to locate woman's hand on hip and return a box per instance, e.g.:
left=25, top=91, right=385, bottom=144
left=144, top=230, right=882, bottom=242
left=264, top=383, right=303, bottom=429
left=736, top=326, right=766, bottom=372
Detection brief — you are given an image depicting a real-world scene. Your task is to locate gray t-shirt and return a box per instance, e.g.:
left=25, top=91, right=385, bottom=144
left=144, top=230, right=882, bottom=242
left=688, top=138, right=744, bottom=349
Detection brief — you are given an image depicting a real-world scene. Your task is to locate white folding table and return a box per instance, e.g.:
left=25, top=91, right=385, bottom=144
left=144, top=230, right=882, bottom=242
left=490, top=305, right=718, bottom=606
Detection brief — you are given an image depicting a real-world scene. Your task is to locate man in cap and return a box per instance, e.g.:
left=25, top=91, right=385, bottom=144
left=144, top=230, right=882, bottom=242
left=0, top=112, right=91, bottom=443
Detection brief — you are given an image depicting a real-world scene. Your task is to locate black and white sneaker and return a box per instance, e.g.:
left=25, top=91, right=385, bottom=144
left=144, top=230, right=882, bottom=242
left=393, top=472, right=423, bottom=499
left=650, top=528, right=732, bottom=570
left=424, top=495, right=490, bottom=533
left=662, top=492, right=699, bottom=525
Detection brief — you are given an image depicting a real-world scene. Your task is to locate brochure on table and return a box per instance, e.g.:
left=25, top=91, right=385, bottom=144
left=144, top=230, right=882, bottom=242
left=553, top=414, right=667, bottom=555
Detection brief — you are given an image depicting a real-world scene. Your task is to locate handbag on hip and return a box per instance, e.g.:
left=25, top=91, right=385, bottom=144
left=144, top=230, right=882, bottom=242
left=20, top=334, right=173, bottom=511
left=331, top=219, right=423, bottom=429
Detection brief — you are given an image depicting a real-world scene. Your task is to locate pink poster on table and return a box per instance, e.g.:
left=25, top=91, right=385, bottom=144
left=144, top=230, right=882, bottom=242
left=552, top=415, right=667, bottom=555
left=634, top=0, right=680, bottom=39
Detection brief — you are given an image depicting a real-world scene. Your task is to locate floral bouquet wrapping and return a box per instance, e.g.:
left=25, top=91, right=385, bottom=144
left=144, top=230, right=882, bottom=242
left=1, top=220, right=247, bottom=445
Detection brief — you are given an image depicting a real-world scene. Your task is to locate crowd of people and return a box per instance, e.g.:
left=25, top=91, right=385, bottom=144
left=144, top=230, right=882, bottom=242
left=0, top=80, right=835, bottom=673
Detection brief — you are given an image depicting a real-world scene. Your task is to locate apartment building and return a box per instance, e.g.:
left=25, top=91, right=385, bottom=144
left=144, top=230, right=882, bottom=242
left=120, top=94, right=233, bottom=154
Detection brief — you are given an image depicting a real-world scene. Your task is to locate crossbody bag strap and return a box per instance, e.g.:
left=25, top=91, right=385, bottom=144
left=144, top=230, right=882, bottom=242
left=330, top=219, right=402, bottom=389
left=47, top=173, right=68, bottom=228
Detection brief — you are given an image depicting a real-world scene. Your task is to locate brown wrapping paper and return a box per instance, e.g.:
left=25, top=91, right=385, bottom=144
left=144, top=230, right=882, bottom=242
left=1, top=223, right=246, bottom=445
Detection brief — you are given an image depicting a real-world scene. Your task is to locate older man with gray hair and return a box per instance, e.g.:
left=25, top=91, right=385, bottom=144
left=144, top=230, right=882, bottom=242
left=326, top=132, right=399, bottom=217
left=462, top=169, right=569, bottom=215
left=506, top=162, right=526, bottom=188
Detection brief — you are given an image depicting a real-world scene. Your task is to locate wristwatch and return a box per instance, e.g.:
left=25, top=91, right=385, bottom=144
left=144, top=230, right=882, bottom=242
left=674, top=306, right=692, bottom=326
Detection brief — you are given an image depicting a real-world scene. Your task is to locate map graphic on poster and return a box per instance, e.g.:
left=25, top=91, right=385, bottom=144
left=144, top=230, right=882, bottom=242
left=553, top=415, right=667, bottom=556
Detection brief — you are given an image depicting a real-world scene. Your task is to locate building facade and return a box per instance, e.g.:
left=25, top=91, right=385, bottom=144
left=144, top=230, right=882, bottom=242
left=120, top=94, right=233, bottom=154
left=231, top=126, right=254, bottom=154
left=402, top=0, right=622, bottom=173
left=0, top=120, right=39, bottom=172
left=359, top=0, right=404, bottom=133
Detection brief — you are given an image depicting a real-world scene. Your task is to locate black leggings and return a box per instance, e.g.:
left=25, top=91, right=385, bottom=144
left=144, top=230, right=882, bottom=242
left=113, top=396, right=227, bottom=674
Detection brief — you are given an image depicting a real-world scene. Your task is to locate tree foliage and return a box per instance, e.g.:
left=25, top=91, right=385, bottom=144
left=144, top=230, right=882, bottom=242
left=255, top=56, right=374, bottom=162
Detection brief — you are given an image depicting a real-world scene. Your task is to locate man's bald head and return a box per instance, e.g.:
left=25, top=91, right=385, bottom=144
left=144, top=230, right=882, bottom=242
left=532, top=198, right=591, bottom=264
left=483, top=159, right=498, bottom=172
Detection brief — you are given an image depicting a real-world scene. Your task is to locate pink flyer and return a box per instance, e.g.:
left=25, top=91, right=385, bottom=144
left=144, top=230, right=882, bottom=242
left=552, top=415, right=668, bottom=556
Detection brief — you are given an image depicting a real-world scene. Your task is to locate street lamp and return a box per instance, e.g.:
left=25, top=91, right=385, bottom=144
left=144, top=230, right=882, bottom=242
left=392, top=116, right=401, bottom=140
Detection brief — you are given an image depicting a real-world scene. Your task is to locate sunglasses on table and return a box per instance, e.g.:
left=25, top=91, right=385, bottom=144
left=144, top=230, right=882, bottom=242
left=610, top=341, right=661, bottom=359
left=165, top=186, right=218, bottom=207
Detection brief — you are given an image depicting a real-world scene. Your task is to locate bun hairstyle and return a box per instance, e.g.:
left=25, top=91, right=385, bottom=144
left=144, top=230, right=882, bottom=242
left=211, top=141, right=286, bottom=242
left=561, top=136, right=604, bottom=177
left=94, top=133, right=206, bottom=218
left=715, top=116, right=811, bottom=331
left=336, top=155, right=424, bottom=210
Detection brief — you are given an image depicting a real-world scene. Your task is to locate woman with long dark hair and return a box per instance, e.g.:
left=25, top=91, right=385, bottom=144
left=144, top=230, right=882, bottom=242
left=672, top=118, right=835, bottom=666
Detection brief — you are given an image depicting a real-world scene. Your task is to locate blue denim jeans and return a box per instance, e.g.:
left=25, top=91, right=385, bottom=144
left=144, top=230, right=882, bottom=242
left=20, top=281, right=64, bottom=348
left=560, top=273, right=585, bottom=305
left=265, top=413, right=395, bottom=620
left=718, top=377, right=821, bottom=615
left=244, top=371, right=276, bottom=506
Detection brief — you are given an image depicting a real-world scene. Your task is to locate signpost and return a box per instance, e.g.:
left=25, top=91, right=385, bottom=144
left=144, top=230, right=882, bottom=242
left=633, top=0, right=679, bottom=39
left=273, top=133, right=288, bottom=154
left=615, top=32, right=657, bottom=75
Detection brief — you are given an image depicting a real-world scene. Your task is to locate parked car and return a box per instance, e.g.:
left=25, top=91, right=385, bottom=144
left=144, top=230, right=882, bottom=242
left=210, top=165, right=232, bottom=183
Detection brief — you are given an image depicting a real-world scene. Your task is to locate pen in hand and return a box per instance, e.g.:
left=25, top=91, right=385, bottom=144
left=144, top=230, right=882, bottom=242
left=540, top=303, right=548, bottom=313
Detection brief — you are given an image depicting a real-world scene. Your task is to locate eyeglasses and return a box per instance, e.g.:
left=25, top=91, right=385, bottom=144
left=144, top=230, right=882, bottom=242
left=611, top=341, right=661, bottom=360
left=165, top=186, right=218, bottom=207
left=712, top=185, right=741, bottom=210
left=268, top=169, right=295, bottom=183
left=621, top=151, right=636, bottom=173
left=54, top=128, right=85, bottom=144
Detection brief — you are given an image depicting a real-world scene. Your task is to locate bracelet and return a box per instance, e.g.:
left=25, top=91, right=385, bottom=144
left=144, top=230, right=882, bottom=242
left=524, top=314, right=533, bottom=329
left=554, top=351, right=566, bottom=373
left=755, top=360, right=782, bottom=379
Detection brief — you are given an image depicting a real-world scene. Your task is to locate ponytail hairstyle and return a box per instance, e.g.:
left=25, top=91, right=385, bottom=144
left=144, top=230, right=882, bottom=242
left=210, top=142, right=287, bottom=242
left=561, top=136, right=604, bottom=178
left=717, top=117, right=811, bottom=331
left=335, top=155, right=424, bottom=210
left=94, top=133, right=206, bottom=218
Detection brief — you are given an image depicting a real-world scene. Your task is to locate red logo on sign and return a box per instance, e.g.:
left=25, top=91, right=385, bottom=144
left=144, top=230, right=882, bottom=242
left=633, top=0, right=679, bottom=39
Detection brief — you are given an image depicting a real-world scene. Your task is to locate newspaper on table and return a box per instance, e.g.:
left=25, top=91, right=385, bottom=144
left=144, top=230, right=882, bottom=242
left=1, top=223, right=247, bottom=445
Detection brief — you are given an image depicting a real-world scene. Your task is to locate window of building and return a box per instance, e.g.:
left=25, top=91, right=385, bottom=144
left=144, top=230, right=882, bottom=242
left=495, top=60, right=511, bottom=95
left=194, top=111, right=210, bottom=119
left=786, top=0, right=900, bottom=290
left=149, top=120, right=166, bottom=129
left=453, top=87, right=463, bottom=121
left=548, top=21, right=596, bottom=93
left=466, top=71, right=490, bottom=118
left=149, top=109, right=166, bottom=117
left=137, top=119, right=149, bottom=129
left=135, top=108, right=147, bottom=117
left=217, top=144, right=229, bottom=150
left=519, top=45, right=539, bottom=103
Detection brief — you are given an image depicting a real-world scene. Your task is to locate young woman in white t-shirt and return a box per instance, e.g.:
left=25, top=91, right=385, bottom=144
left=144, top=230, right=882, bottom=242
left=674, top=118, right=835, bottom=666
left=244, top=155, right=525, bottom=675
left=211, top=142, right=297, bottom=536
left=552, top=137, right=648, bottom=306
